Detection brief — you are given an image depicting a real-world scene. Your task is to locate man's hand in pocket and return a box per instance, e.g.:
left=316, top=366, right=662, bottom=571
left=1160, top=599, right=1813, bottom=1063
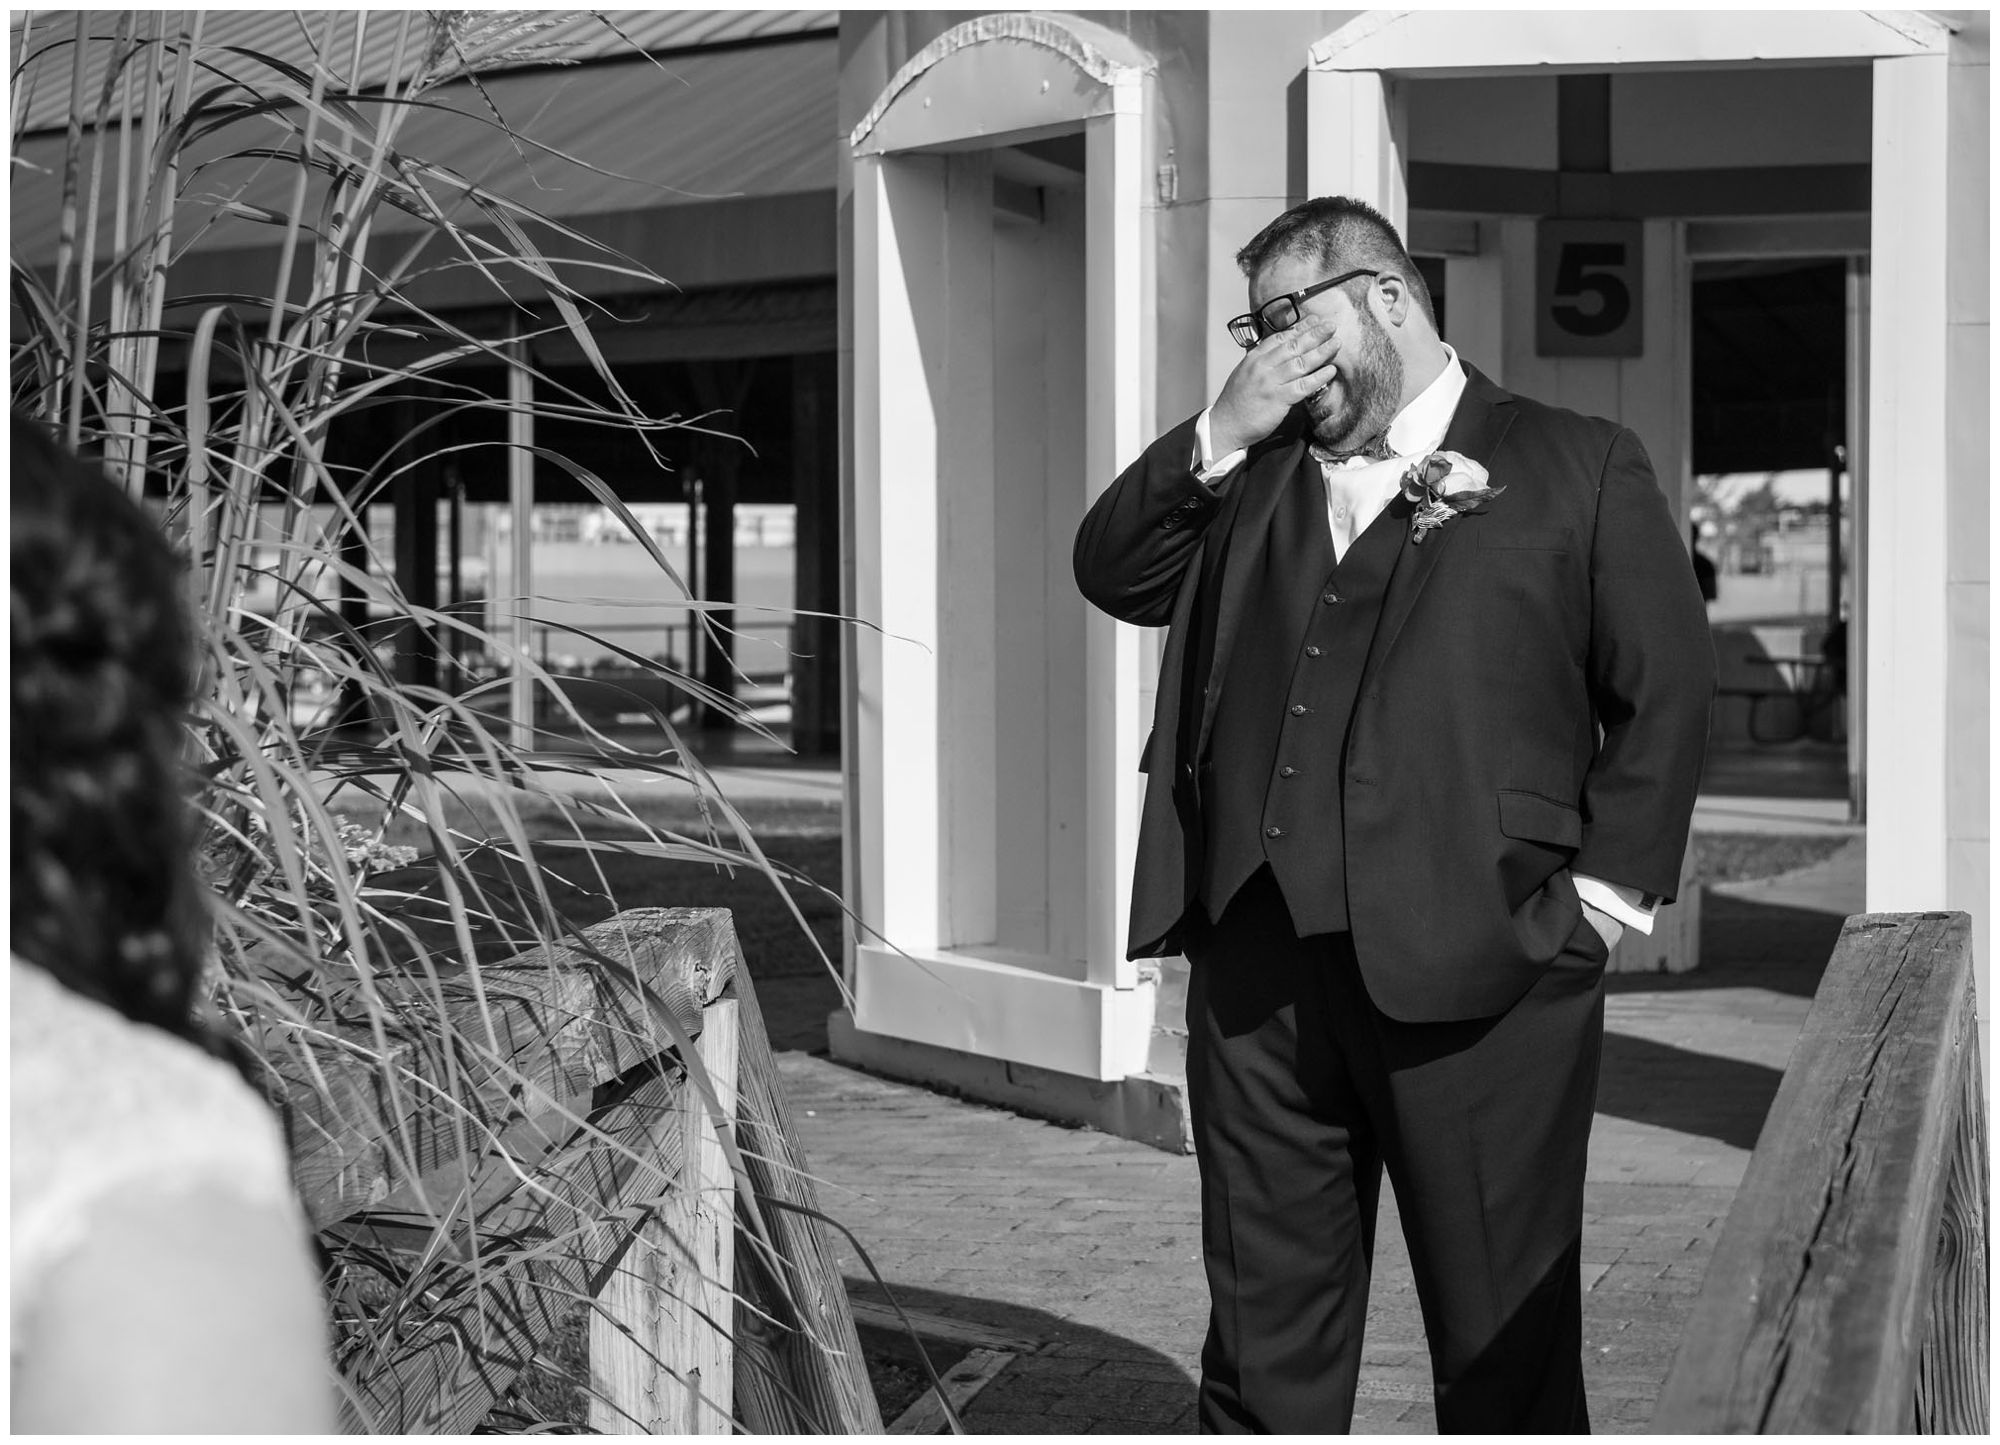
left=1581, top=901, right=1625, bottom=954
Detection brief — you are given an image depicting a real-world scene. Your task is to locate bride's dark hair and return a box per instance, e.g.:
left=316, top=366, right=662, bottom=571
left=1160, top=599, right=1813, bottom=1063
left=10, top=415, right=209, bottom=1043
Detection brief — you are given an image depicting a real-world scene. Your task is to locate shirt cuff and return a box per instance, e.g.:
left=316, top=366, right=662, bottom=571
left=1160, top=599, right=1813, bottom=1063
left=1193, top=409, right=1249, bottom=484
left=1573, top=874, right=1658, bottom=936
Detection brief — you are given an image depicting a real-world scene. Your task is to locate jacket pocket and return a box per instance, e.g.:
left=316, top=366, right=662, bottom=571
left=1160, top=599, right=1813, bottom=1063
left=1497, top=788, right=1583, bottom=849
left=1480, top=527, right=1575, bottom=552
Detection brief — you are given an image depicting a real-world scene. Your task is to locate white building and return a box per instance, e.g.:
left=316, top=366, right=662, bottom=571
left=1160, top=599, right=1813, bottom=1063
left=832, top=10, right=1989, bottom=1145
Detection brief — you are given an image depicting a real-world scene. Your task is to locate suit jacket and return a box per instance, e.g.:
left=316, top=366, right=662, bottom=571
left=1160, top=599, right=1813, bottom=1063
left=1073, top=365, right=1718, bottom=1021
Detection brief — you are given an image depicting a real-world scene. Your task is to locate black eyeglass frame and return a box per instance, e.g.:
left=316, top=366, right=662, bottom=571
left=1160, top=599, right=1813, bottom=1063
left=1226, top=267, right=1382, bottom=350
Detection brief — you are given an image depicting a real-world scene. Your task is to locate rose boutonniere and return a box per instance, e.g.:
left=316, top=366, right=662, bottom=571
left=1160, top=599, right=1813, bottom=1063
left=1400, top=450, right=1504, bottom=544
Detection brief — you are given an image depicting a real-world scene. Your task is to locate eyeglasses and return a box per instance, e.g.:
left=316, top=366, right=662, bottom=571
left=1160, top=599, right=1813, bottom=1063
left=1226, top=268, right=1381, bottom=350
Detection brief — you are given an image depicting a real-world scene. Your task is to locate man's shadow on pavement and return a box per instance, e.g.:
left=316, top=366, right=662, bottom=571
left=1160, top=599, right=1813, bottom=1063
left=1595, top=889, right=1845, bottom=1150
left=848, top=1276, right=1199, bottom=1433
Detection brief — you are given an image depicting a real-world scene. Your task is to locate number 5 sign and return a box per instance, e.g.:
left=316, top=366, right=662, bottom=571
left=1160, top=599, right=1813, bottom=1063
left=1536, top=219, right=1644, bottom=358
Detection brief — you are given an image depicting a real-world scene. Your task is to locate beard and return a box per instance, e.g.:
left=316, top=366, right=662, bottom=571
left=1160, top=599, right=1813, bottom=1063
left=1305, top=307, right=1403, bottom=452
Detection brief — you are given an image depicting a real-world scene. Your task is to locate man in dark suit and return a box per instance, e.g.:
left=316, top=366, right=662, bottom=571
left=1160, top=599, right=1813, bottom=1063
left=1074, top=197, right=1715, bottom=1433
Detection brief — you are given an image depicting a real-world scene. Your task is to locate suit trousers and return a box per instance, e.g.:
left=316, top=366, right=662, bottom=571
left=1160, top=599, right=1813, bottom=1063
left=1184, top=866, right=1608, bottom=1434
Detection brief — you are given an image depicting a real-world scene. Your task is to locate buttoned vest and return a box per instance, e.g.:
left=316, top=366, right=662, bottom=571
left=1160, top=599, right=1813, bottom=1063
left=1199, top=454, right=1408, bottom=935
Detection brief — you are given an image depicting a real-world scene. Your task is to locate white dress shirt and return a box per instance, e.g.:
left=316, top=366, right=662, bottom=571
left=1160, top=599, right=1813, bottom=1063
left=1188, top=347, right=1657, bottom=938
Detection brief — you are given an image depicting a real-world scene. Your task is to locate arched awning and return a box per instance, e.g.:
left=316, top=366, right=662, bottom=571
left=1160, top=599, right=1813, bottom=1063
left=850, top=11, right=1152, bottom=156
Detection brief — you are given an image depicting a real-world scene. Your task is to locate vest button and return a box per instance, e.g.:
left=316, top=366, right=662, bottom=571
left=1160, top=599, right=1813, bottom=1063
left=1289, top=703, right=1308, bottom=716
left=1323, top=591, right=1342, bottom=605
left=1280, top=766, right=1297, bottom=778
left=1305, top=645, right=1323, bottom=657
left=1265, top=826, right=1284, bottom=838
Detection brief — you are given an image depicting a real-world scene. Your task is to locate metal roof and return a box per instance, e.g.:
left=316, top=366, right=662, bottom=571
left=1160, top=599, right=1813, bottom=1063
left=8, top=10, right=836, bottom=136
left=11, top=22, right=838, bottom=266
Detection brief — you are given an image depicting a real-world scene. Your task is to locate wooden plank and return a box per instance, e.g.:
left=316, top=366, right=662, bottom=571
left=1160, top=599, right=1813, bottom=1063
left=310, top=910, right=740, bottom=1433
left=590, top=995, right=740, bottom=1433
left=729, top=965, right=885, bottom=1432
left=848, top=1297, right=1043, bottom=1356
left=1915, top=1044, right=1989, bottom=1432
left=276, top=907, right=737, bottom=1229
left=1652, top=912, right=1979, bottom=1433
left=334, top=1054, right=692, bottom=1433
left=887, top=1347, right=1017, bottom=1435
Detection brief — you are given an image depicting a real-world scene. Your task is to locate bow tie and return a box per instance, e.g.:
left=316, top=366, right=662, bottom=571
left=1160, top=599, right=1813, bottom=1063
left=1310, top=433, right=1397, bottom=466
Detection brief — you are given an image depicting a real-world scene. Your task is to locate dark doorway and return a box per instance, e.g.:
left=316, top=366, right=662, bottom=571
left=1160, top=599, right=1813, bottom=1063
left=1690, top=256, right=1854, bottom=806
left=1691, top=258, right=1846, bottom=476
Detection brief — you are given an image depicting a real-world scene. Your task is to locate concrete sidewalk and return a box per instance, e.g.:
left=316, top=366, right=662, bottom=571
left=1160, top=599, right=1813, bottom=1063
left=768, top=835, right=1864, bottom=1434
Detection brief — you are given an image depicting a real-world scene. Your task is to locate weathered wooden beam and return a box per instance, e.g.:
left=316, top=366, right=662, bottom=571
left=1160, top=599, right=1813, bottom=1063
left=590, top=995, right=741, bottom=1433
left=1915, top=1044, right=1989, bottom=1433
left=300, top=910, right=740, bottom=1432
left=887, top=1346, right=1017, bottom=1434
left=275, top=907, right=737, bottom=1228
left=1652, top=911, right=1985, bottom=1433
left=729, top=965, right=886, bottom=1433
left=333, top=1054, right=693, bottom=1433
left=848, top=1297, right=1043, bottom=1357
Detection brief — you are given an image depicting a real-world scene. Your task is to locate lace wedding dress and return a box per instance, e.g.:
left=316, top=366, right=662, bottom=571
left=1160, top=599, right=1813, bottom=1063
left=9, top=955, right=305, bottom=1342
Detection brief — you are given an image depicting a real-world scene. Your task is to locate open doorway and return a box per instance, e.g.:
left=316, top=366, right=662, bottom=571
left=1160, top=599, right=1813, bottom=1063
left=1689, top=257, right=1853, bottom=802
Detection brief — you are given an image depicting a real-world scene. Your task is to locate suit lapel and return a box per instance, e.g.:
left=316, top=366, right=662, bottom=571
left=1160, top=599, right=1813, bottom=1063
left=1195, top=433, right=1305, bottom=754
left=1360, top=366, right=1518, bottom=691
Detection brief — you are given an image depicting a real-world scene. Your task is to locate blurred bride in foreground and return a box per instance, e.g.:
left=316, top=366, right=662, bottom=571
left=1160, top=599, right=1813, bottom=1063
left=10, top=417, right=334, bottom=1432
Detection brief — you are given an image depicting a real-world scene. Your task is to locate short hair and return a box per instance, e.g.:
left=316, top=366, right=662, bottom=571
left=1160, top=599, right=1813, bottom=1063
left=1236, top=196, right=1437, bottom=330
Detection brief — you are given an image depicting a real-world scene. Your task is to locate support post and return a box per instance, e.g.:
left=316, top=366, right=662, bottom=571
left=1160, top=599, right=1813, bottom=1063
left=1864, top=53, right=1951, bottom=910
left=791, top=351, right=841, bottom=757
left=1302, top=68, right=1408, bottom=234
left=392, top=399, right=440, bottom=694
left=507, top=336, right=535, bottom=751
left=589, top=997, right=740, bottom=1434
left=337, top=505, right=371, bottom=738
left=1082, top=101, right=1146, bottom=994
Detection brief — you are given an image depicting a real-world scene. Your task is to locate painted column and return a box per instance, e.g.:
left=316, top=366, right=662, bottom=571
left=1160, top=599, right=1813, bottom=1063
left=1084, top=100, right=1148, bottom=993
left=507, top=333, right=534, bottom=750
left=1864, top=53, right=1952, bottom=918
left=851, top=151, right=945, bottom=955
left=1943, top=27, right=1989, bottom=996
left=1304, top=69, right=1409, bottom=235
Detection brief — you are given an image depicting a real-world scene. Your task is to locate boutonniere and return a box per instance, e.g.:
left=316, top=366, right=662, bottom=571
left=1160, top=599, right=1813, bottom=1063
left=1399, top=451, right=1504, bottom=544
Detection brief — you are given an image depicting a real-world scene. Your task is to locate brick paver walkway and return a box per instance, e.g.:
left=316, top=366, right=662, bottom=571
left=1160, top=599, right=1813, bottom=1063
left=767, top=842, right=1859, bottom=1433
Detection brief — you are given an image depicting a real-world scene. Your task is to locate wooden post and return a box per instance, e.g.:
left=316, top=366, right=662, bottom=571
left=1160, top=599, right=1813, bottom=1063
left=1652, top=911, right=1988, bottom=1433
left=1915, top=1044, right=1989, bottom=1432
left=507, top=332, right=535, bottom=750
left=730, top=966, right=885, bottom=1433
left=266, top=908, right=880, bottom=1434
left=590, top=996, right=740, bottom=1434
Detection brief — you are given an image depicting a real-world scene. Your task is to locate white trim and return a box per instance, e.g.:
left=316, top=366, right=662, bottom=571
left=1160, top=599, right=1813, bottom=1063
left=1309, top=9, right=1953, bottom=74
left=1864, top=52, right=1952, bottom=910
left=1083, top=106, right=1148, bottom=992
left=847, top=18, right=1158, bottom=1079
left=854, top=945, right=1156, bottom=1082
left=851, top=10, right=1152, bottom=152
left=1304, top=69, right=1409, bottom=233
left=852, top=153, right=938, bottom=949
